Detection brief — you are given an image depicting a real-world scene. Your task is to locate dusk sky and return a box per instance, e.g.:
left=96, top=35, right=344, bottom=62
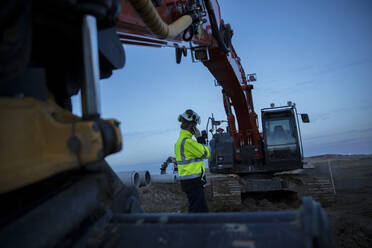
left=72, top=0, right=372, bottom=172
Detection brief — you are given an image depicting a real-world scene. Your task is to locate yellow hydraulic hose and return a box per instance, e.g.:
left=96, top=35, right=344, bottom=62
left=129, top=0, right=193, bottom=39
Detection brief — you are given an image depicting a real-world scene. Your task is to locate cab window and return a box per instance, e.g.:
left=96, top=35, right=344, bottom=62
left=265, top=119, right=296, bottom=146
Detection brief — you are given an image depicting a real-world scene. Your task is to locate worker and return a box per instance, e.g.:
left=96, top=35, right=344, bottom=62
left=175, top=109, right=210, bottom=212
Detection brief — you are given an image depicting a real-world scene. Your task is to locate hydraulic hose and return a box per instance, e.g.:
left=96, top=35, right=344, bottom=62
left=203, top=0, right=230, bottom=54
left=128, top=0, right=193, bottom=39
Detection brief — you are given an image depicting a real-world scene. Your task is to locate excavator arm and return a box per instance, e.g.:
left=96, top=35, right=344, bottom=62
left=116, top=0, right=262, bottom=161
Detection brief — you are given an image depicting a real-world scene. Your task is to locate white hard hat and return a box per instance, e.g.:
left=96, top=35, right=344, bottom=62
left=178, top=109, right=201, bottom=125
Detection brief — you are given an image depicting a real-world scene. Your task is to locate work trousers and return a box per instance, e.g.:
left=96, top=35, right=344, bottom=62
left=180, top=177, right=208, bottom=213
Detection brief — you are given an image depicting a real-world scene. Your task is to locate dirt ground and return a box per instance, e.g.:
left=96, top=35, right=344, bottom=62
left=138, top=155, right=372, bottom=248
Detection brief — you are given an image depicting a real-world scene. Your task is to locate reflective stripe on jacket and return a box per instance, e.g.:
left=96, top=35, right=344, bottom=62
left=175, top=129, right=210, bottom=180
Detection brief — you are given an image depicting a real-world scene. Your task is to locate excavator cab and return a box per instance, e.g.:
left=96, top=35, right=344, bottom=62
left=261, top=102, right=308, bottom=171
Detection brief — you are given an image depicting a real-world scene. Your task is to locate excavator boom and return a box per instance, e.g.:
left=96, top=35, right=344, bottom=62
left=116, top=0, right=261, bottom=160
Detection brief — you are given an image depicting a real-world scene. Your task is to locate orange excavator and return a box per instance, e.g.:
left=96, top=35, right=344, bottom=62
left=116, top=1, right=321, bottom=199
left=0, top=0, right=334, bottom=247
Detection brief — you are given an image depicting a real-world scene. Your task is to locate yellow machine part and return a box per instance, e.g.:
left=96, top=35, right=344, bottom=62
left=0, top=97, right=121, bottom=194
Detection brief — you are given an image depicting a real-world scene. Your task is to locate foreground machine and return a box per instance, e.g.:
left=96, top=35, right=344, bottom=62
left=0, top=0, right=334, bottom=247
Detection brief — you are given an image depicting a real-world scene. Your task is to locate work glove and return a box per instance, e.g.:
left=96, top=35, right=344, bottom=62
left=196, top=130, right=208, bottom=144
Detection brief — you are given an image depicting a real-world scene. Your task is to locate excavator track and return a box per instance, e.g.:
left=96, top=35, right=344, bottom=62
left=207, top=166, right=337, bottom=209
left=206, top=173, right=242, bottom=211
left=279, top=173, right=336, bottom=207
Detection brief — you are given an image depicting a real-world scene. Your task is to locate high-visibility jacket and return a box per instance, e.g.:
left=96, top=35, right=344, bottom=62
left=174, top=129, right=210, bottom=180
